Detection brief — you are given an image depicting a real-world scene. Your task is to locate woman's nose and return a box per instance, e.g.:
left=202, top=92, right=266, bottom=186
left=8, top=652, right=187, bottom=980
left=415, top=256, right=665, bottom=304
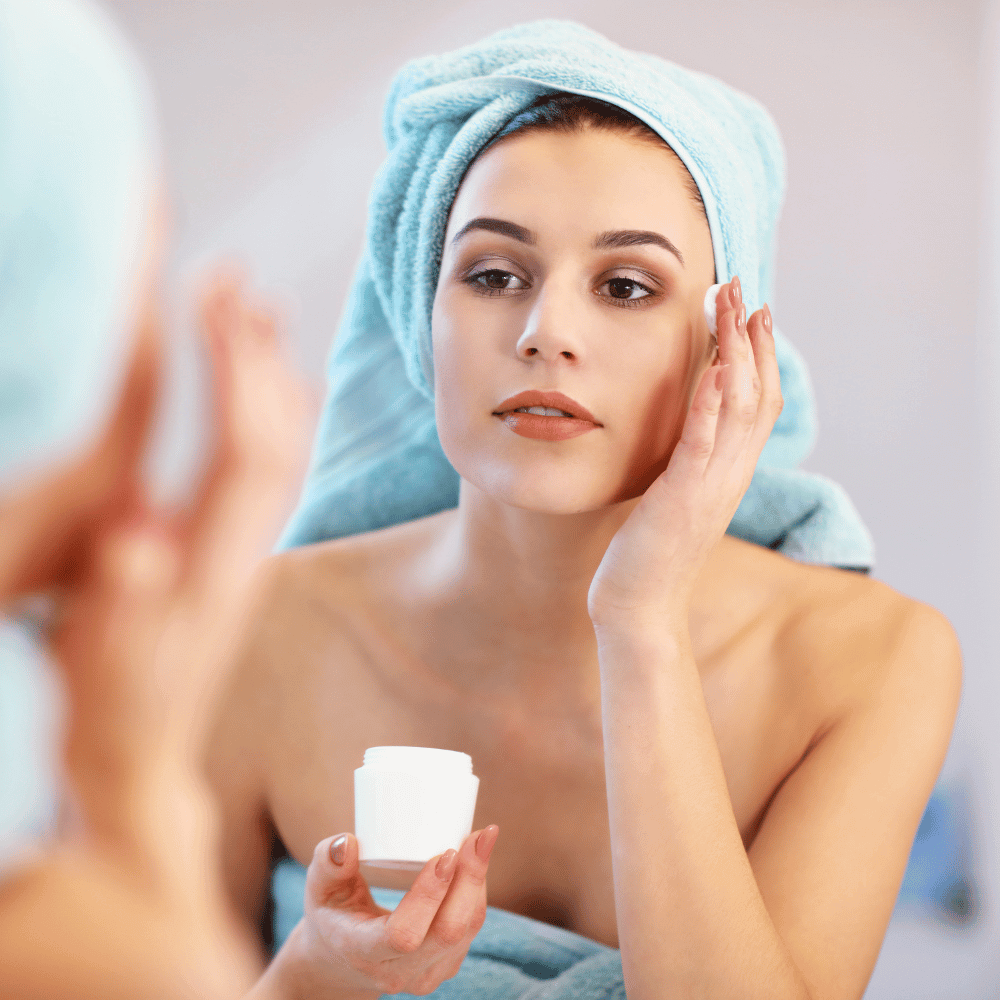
left=515, top=286, right=586, bottom=364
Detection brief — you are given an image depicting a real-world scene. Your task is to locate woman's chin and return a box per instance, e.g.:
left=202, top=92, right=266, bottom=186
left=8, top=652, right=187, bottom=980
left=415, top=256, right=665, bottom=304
left=463, top=467, right=636, bottom=515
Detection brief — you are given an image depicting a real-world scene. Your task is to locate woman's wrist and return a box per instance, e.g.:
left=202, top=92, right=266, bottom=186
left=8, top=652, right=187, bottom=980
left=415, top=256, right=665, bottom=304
left=591, top=608, right=691, bottom=651
left=253, top=921, right=310, bottom=1000
left=588, top=575, right=695, bottom=637
left=258, top=920, right=383, bottom=1000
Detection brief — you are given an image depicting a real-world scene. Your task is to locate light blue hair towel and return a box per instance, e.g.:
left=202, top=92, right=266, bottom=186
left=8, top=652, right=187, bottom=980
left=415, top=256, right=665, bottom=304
left=279, top=19, right=874, bottom=571
left=0, top=0, right=154, bottom=870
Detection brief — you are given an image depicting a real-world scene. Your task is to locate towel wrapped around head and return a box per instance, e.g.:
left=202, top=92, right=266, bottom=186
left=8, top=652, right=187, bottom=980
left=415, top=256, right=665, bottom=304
left=0, top=0, right=155, bottom=872
left=279, top=19, right=875, bottom=572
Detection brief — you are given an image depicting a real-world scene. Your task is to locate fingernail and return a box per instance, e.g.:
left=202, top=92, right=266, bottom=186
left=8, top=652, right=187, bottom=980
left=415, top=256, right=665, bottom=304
left=435, top=849, right=458, bottom=881
left=330, top=835, right=347, bottom=866
left=738, top=304, right=747, bottom=336
left=476, top=825, right=499, bottom=862
left=730, top=276, right=742, bottom=307
left=714, top=364, right=725, bottom=391
left=763, top=303, right=772, bottom=334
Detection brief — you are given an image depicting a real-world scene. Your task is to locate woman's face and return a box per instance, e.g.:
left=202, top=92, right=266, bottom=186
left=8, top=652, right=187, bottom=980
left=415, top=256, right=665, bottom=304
left=432, top=125, right=717, bottom=514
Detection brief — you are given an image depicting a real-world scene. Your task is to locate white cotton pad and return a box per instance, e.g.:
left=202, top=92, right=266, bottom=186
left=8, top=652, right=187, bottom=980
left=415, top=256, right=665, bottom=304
left=704, top=283, right=723, bottom=336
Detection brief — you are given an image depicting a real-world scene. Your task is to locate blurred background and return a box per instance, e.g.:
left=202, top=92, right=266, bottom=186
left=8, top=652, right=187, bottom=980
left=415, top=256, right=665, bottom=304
left=94, top=1, right=998, bottom=995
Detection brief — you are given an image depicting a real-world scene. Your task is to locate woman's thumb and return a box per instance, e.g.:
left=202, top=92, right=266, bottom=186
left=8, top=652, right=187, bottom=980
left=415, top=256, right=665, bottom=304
left=305, top=834, right=379, bottom=914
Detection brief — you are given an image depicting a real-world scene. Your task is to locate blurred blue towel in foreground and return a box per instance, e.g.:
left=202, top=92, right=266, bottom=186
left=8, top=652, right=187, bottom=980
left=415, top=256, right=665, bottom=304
left=277, top=20, right=875, bottom=573
left=0, top=0, right=152, bottom=873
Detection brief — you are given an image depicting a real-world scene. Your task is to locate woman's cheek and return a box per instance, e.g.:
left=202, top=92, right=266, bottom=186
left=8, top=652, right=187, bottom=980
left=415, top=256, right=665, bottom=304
left=432, top=310, right=484, bottom=471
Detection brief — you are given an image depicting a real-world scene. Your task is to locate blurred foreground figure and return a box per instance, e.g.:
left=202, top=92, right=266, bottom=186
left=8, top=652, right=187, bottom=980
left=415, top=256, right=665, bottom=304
left=0, top=1, right=308, bottom=997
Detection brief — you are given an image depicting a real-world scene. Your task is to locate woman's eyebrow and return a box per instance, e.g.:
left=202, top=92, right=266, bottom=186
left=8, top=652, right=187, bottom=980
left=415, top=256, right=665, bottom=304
left=451, top=217, right=535, bottom=245
left=593, top=230, right=685, bottom=266
left=449, top=219, right=684, bottom=267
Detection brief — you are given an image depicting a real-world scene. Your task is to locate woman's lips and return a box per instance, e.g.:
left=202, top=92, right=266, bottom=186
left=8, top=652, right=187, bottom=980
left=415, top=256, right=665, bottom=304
left=492, top=390, right=601, bottom=440
left=496, top=410, right=599, bottom=440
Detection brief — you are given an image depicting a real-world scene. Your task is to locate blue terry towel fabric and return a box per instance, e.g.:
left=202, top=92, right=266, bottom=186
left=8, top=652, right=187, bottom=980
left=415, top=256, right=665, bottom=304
left=277, top=19, right=875, bottom=571
left=0, top=0, right=154, bottom=489
left=0, top=0, right=154, bottom=873
left=272, top=859, right=626, bottom=1000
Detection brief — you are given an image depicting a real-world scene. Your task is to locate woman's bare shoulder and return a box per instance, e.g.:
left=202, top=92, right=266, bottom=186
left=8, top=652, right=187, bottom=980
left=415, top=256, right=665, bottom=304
left=209, top=523, right=426, bottom=767
left=769, top=553, right=961, bottom=723
left=237, top=514, right=446, bottom=676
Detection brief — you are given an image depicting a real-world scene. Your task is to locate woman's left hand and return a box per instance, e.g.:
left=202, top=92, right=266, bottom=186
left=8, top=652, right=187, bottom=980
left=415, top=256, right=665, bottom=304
left=587, top=275, right=783, bottom=632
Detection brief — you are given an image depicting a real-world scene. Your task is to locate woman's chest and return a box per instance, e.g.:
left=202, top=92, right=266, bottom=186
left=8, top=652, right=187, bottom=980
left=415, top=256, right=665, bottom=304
left=267, top=615, right=820, bottom=949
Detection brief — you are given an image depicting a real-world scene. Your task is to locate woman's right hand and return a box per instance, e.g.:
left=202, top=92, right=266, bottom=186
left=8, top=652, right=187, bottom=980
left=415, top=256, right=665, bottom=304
left=268, top=825, right=500, bottom=999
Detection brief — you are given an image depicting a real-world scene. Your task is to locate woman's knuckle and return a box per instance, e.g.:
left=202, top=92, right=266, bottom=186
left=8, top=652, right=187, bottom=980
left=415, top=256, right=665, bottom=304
left=376, top=964, right=415, bottom=994
left=464, top=867, right=487, bottom=889
left=435, top=918, right=469, bottom=948
left=687, top=436, right=713, bottom=461
left=354, top=956, right=379, bottom=979
left=413, top=971, right=443, bottom=995
left=386, top=924, right=423, bottom=955
left=377, top=971, right=407, bottom=995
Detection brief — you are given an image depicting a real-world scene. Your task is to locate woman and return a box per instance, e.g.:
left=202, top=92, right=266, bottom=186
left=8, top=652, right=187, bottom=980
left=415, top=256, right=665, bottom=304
left=0, top=2, right=308, bottom=997
left=209, top=22, right=962, bottom=1000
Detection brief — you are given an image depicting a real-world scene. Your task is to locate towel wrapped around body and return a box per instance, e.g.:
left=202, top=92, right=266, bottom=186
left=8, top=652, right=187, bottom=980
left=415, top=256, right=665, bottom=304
left=273, top=859, right=626, bottom=1000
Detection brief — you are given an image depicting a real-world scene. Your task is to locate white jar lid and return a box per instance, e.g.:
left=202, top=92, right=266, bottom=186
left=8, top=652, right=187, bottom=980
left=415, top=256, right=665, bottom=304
left=361, top=746, right=473, bottom=775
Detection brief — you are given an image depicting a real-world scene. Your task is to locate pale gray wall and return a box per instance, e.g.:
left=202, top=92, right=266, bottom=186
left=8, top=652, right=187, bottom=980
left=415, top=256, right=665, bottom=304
left=97, top=1, right=998, bottom=994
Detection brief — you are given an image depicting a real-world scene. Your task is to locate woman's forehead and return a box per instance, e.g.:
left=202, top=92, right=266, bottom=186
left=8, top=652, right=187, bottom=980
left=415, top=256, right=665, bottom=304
left=447, top=127, right=709, bottom=251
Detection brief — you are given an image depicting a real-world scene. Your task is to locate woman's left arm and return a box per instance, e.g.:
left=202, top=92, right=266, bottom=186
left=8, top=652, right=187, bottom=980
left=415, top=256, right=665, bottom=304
left=588, top=278, right=962, bottom=1000
left=595, top=599, right=960, bottom=1000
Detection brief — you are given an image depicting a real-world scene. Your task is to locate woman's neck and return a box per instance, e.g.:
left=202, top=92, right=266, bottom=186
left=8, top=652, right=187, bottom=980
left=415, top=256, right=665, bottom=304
left=407, top=479, right=737, bottom=715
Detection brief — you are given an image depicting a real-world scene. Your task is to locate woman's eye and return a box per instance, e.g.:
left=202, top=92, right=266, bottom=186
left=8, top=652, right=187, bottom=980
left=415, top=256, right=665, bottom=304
left=599, top=277, right=654, bottom=303
left=468, top=269, right=528, bottom=294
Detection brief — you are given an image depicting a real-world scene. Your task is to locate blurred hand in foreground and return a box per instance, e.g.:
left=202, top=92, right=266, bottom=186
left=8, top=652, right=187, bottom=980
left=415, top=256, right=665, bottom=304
left=0, top=272, right=311, bottom=1000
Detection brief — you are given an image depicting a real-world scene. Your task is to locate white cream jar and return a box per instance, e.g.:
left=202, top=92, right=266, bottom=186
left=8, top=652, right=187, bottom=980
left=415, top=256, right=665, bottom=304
left=354, top=746, right=480, bottom=871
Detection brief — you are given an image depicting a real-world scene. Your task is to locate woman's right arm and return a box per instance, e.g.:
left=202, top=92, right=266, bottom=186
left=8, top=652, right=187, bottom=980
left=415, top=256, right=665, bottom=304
left=203, top=571, right=502, bottom=1000
left=202, top=578, right=281, bottom=945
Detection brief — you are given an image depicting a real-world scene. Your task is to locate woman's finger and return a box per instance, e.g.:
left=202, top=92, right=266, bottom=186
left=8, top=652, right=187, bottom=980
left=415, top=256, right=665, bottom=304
left=711, top=283, right=761, bottom=475
left=422, top=826, right=498, bottom=955
left=378, top=848, right=460, bottom=958
left=161, top=278, right=308, bottom=738
left=713, top=276, right=741, bottom=337
left=182, top=279, right=307, bottom=611
left=306, top=835, right=383, bottom=916
left=745, top=303, right=783, bottom=462
left=664, top=362, right=725, bottom=486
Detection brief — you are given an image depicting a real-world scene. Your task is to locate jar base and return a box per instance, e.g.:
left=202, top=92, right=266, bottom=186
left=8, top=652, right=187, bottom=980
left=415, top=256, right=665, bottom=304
left=360, top=858, right=426, bottom=871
